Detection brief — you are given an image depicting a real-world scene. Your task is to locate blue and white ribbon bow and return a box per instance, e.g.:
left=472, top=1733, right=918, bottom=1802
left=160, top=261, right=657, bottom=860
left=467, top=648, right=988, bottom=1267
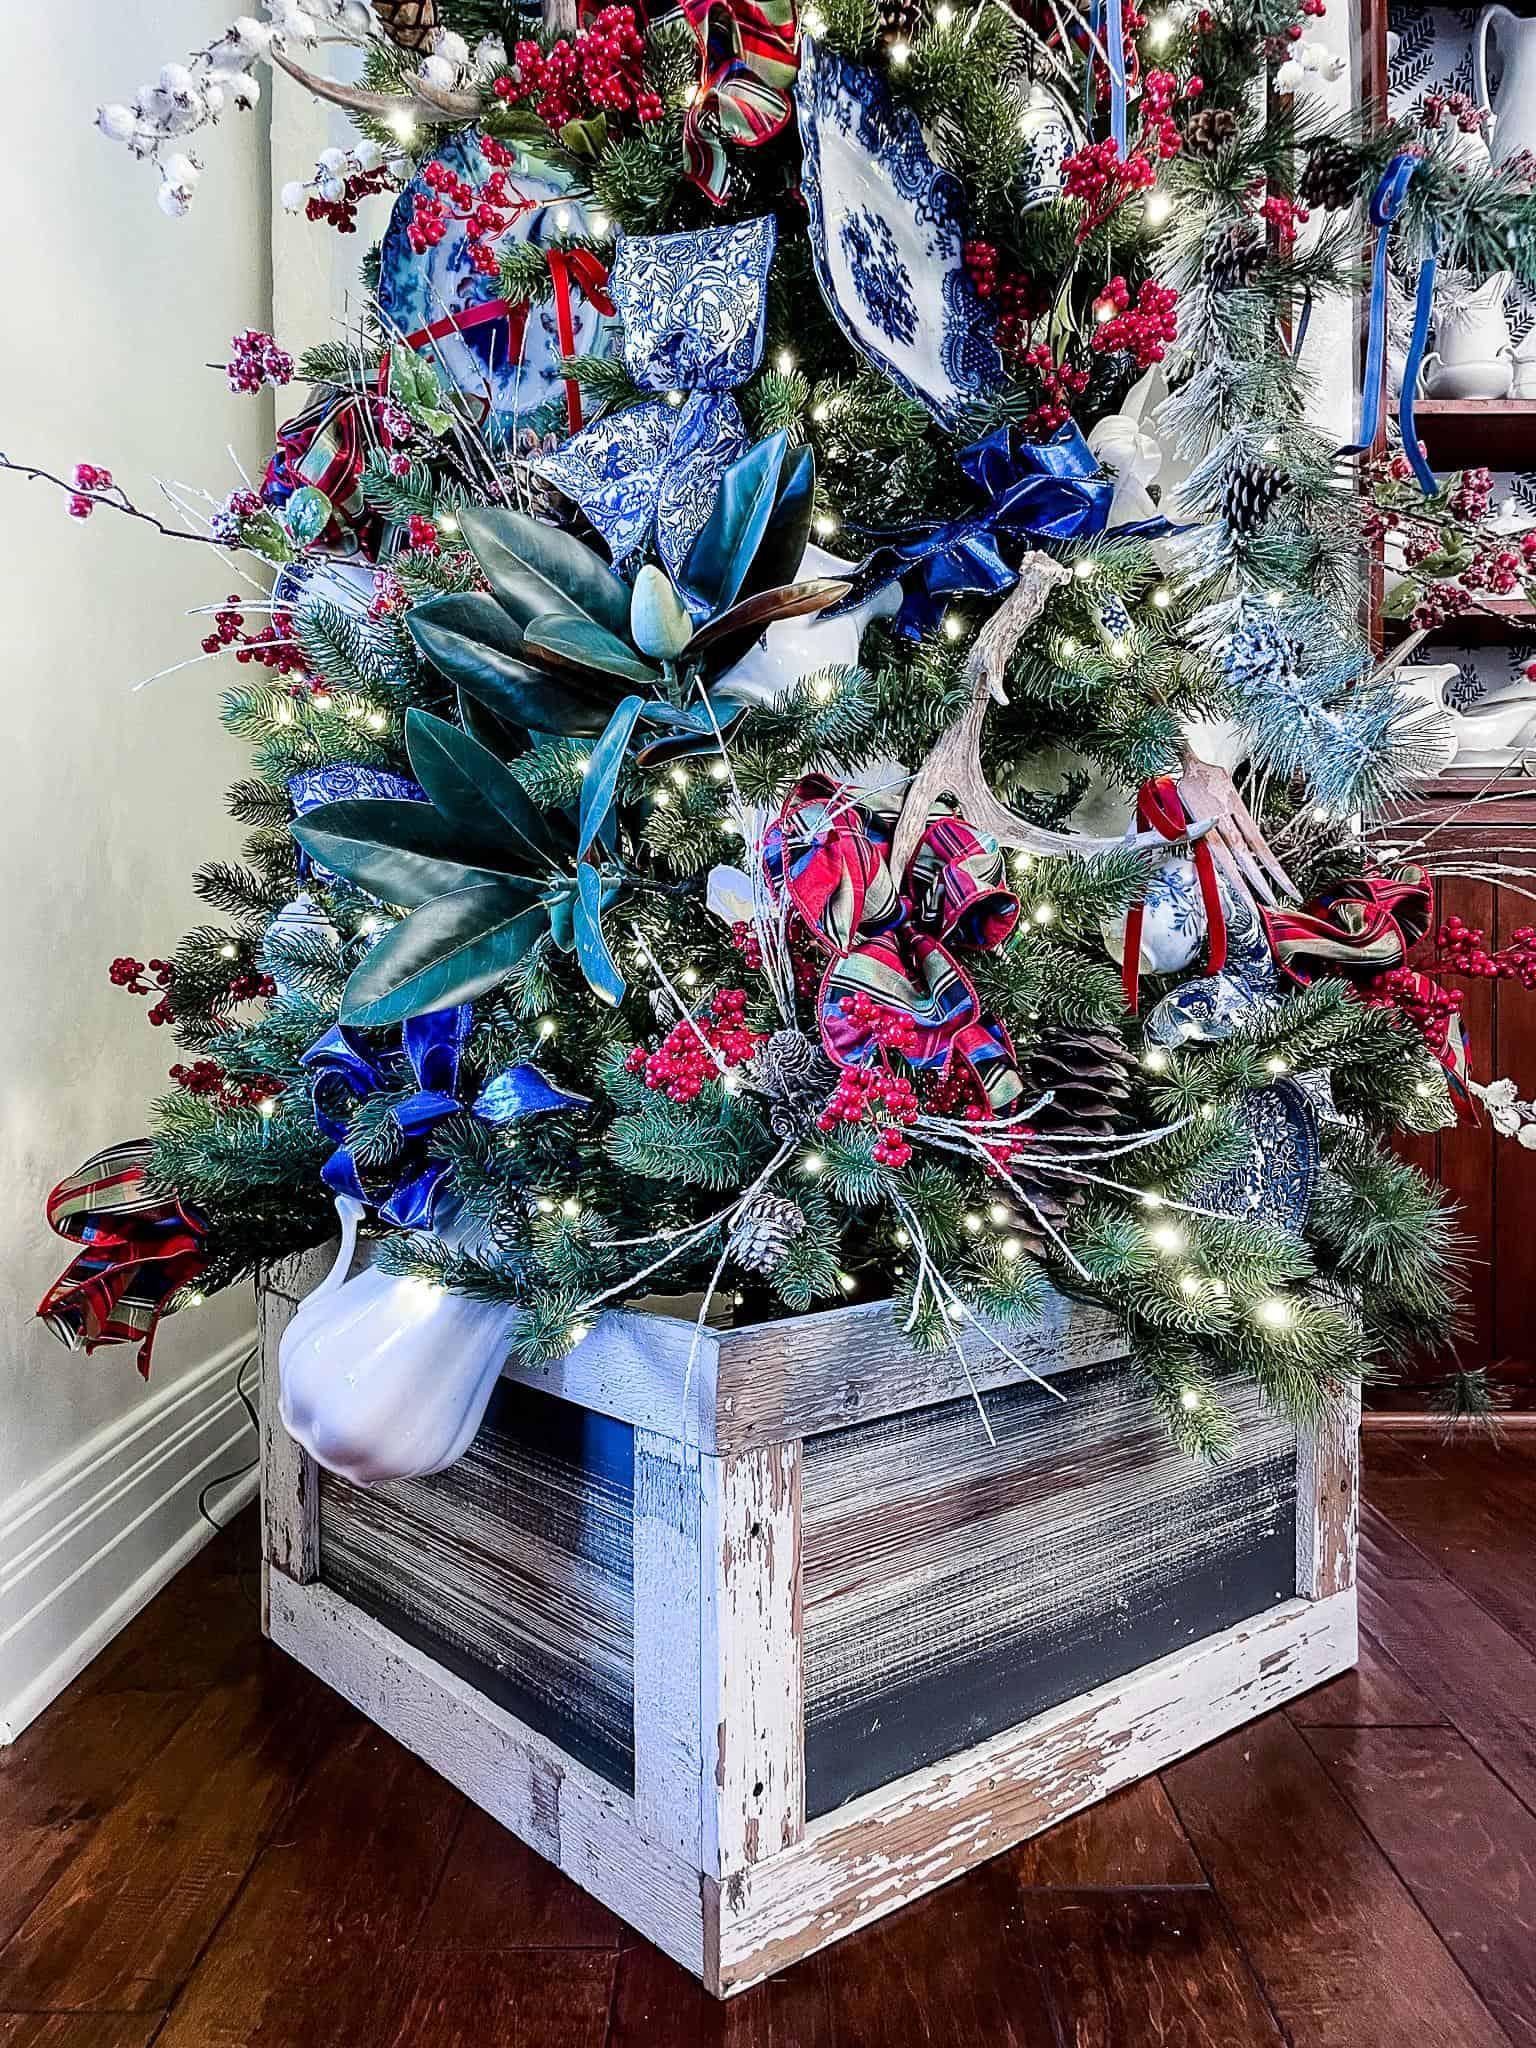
left=300, top=1006, right=590, bottom=1228
left=1341, top=152, right=1438, bottom=496
left=532, top=217, right=777, bottom=609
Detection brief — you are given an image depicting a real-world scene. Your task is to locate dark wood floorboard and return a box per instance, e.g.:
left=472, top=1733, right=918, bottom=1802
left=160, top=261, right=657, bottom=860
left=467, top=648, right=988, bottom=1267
left=0, top=1423, right=1532, bottom=2045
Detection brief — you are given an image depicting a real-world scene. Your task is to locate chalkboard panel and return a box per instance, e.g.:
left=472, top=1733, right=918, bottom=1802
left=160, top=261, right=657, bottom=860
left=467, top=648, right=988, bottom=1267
left=319, top=1379, right=636, bottom=1790
left=801, top=1358, right=1296, bottom=1817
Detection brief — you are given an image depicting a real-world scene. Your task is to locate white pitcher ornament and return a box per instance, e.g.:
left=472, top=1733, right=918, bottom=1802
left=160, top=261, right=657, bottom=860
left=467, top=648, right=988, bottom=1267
left=1476, top=6, right=1536, bottom=169
left=278, top=1197, right=522, bottom=1486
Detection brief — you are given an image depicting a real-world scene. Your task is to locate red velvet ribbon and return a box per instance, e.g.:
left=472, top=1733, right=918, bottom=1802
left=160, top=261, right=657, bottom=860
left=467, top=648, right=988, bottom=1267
left=544, top=248, right=616, bottom=434
left=1121, top=774, right=1227, bottom=1014
left=399, top=296, right=531, bottom=361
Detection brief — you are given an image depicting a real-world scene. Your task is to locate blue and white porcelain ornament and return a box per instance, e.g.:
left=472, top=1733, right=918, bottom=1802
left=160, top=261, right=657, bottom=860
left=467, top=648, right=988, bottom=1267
left=278, top=1198, right=520, bottom=1486
left=1018, top=81, right=1080, bottom=210
left=1102, top=854, right=1214, bottom=979
left=1189, top=1078, right=1322, bottom=1234
left=1143, top=885, right=1282, bottom=1048
left=532, top=217, right=776, bottom=605
left=794, top=38, right=1002, bottom=422
left=711, top=543, right=904, bottom=709
left=378, top=130, right=612, bottom=443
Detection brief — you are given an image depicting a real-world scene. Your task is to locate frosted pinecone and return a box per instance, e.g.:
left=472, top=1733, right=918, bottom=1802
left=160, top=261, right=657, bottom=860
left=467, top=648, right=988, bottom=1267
left=729, top=1195, right=807, bottom=1277
left=1222, top=458, right=1285, bottom=536
left=1204, top=223, right=1266, bottom=293
left=750, top=1029, right=840, bottom=1140
left=512, top=428, right=566, bottom=526
left=372, top=0, right=439, bottom=49
left=1298, top=138, right=1358, bottom=213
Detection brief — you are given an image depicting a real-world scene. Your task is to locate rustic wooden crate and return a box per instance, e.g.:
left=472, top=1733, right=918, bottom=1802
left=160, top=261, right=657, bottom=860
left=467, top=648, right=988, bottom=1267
left=257, top=1247, right=1358, bottom=1997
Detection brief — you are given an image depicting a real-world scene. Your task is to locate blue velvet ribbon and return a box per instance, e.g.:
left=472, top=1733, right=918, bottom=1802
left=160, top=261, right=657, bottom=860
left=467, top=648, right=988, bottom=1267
left=300, top=1007, right=590, bottom=1228
left=1342, top=152, right=1438, bottom=496
left=840, top=420, right=1174, bottom=639
left=1084, top=0, right=1128, bottom=156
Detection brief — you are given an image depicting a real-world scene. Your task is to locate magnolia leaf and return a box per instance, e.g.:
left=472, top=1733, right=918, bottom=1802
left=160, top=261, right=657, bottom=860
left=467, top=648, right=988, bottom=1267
left=578, top=694, right=645, bottom=860
left=340, top=883, right=548, bottom=1026
left=575, top=861, right=625, bottom=1006
left=291, top=799, right=528, bottom=906
left=404, top=710, right=565, bottom=869
left=687, top=577, right=850, bottom=668
left=523, top=613, right=660, bottom=685
left=409, top=610, right=628, bottom=734
left=679, top=431, right=788, bottom=620
left=458, top=505, right=631, bottom=638
left=735, top=443, right=815, bottom=603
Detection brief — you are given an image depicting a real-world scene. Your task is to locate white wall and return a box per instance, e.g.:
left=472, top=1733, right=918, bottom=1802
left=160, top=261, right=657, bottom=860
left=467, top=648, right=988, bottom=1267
left=0, top=2, right=276, bottom=1737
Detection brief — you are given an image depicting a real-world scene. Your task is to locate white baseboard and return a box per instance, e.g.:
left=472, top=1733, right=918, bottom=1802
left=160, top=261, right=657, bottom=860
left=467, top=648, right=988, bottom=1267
left=0, top=1332, right=259, bottom=1744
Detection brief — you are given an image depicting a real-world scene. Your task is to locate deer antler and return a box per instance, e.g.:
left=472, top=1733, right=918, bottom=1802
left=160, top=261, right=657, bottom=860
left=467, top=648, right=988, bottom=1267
left=888, top=554, right=1151, bottom=875
left=270, top=45, right=485, bottom=125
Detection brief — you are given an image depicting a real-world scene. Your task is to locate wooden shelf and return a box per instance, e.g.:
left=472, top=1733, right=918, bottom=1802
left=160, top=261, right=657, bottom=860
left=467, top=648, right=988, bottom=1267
left=1410, top=399, right=1536, bottom=469
left=1384, top=599, right=1536, bottom=647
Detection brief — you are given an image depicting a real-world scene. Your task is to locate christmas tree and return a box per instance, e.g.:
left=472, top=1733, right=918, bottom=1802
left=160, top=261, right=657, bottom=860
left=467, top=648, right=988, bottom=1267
left=24, top=0, right=1536, bottom=1473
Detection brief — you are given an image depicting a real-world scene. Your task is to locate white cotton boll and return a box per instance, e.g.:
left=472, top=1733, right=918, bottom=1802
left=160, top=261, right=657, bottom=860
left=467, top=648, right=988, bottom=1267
left=432, top=30, right=470, bottom=66
left=231, top=16, right=275, bottom=57
left=202, top=79, right=227, bottom=116
left=418, top=54, right=458, bottom=88
left=159, top=62, right=195, bottom=98
left=157, top=178, right=193, bottom=217
left=317, top=145, right=348, bottom=172
left=163, top=151, right=202, bottom=185
left=474, top=35, right=507, bottom=70
left=227, top=71, right=262, bottom=107
left=281, top=178, right=308, bottom=211
left=128, top=123, right=163, bottom=159
left=317, top=174, right=347, bottom=202
left=161, top=94, right=205, bottom=136
left=1519, top=1122, right=1536, bottom=1150
left=352, top=137, right=383, bottom=171
left=1274, top=58, right=1305, bottom=91
left=96, top=102, right=139, bottom=142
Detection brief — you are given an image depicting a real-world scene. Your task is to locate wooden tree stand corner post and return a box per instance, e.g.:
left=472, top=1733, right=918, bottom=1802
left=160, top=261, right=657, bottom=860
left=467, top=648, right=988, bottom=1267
left=257, top=1248, right=1358, bottom=1997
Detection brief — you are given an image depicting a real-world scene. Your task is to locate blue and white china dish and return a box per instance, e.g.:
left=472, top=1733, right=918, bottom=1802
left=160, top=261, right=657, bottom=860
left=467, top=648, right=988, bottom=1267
left=379, top=131, right=611, bottom=442
left=1144, top=885, right=1282, bottom=1047
left=1189, top=1077, right=1321, bottom=1235
left=794, top=39, right=1001, bottom=421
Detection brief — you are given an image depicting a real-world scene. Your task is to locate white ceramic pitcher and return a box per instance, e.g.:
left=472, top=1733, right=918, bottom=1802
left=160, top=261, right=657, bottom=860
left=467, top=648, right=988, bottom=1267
left=1436, top=270, right=1515, bottom=366
left=1476, top=6, right=1536, bottom=167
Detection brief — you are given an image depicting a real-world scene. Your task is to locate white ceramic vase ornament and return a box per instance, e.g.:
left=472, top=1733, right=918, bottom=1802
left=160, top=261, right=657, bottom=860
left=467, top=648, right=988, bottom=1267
left=1018, top=82, right=1079, bottom=210
left=1101, top=855, right=1211, bottom=979
left=712, top=544, right=902, bottom=709
left=278, top=1198, right=521, bottom=1485
left=1476, top=6, right=1536, bottom=169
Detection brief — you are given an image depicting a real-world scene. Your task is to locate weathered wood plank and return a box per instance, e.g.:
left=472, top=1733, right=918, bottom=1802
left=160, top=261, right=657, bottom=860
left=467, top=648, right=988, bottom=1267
left=266, top=1573, right=708, bottom=1979
left=633, top=1430, right=704, bottom=1862
left=701, top=1444, right=804, bottom=1885
left=0, top=2020, right=163, bottom=2048
left=800, top=1360, right=1297, bottom=1814
left=1296, top=1386, right=1361, bottom=1601
left=713, top=1590, right=1355, bottom=1994
left=256, top=1254, right=328, bottom=1590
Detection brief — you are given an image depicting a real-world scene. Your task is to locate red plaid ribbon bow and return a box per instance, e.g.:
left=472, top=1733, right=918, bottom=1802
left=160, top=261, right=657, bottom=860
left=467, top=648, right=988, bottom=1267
left=682, top=0, right=800, bottom=206
left=1122, top=775, right=1227, bottom=1014
left=765, top=776, right=1026, bottom=1116
left=1263, top=868, right=1431, bottom=984
left=37, top=1143, right=207, bottom=1378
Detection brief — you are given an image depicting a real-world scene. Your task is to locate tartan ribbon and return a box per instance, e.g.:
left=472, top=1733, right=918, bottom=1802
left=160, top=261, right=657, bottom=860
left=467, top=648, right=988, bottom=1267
left=764, top=775, right=1025, bottom=1114
left=544, top=246, right=617, bottom=434
left=263, top=392, right=387, bottom=551
left=681, top=0, right=800, bottom=205
left=301, top=1006, right=589, bottom=1227
left=1122, top=776, right=1227, bottom=1014
left=38, top=1143, right=207, bottom=1379
left=1263, top=867, right=1431, bottom=985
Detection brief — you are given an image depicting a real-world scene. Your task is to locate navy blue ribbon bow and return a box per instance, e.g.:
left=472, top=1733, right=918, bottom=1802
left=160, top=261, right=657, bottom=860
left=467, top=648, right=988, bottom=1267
left=300, top=1007, right=590, bottom=1228
left=842, top=420, right=1173, bottom=639
left=1341, top=152, right=1438, bottom=496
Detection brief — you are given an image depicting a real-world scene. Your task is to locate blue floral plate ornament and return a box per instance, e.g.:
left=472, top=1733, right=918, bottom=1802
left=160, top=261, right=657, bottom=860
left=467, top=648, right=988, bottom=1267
left=532, top=217, right=776, bottom=605
left=1189, top=1078, right=1322, bottom=1235
left=794, top=38, right=1001, bottom=421
left=1143, top=886, right=1284, bottom=1048
left=378, top=131, right=612, bottom=442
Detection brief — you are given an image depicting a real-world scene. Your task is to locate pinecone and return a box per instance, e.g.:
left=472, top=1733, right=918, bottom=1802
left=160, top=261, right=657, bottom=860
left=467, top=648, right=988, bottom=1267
left=1204, top=222, right=1266, bottom=294
left=730, top=1195, right=807, bottom=1277
left=1185, top=106, right=1239, bottom=157
left=1009, top=1028, right=1138, bottom=1258
left=372, top=0, right=438, bottom=50
left=1298, top=138, right=1358, bottom=213
left=877, top=0, right=921, bottom=45
left=749, top=1029, right=840, bottom=1141
left=1222, top=457, right=1286, bottom=536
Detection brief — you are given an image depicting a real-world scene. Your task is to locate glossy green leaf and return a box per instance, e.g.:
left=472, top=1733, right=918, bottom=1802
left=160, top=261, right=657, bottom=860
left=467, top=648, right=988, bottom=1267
left=522, top=614, right=659, bottom=686
left=545, top=879, right=577, bottom=952
left=578, top=694, right=644, bottom=860
left=679, top=432, right=787, bottom=620
left=575, top=862, right=625, bottom=1006
left=291, top=800, right=530, bottom=906
left=458, top=505, right=631, bottom=638
left=409, top=611, right=627, bottom=735
left=340, top=884, right=549, bottom=1026
left=736, top=443, right=815, bottom=603
left=405, top=710, right=564, bottom=870
left=687, top=577, right=849, bottom=675
left=410, top=591, right=527, bottom=660
left=457, top=683, right=527, bottom=762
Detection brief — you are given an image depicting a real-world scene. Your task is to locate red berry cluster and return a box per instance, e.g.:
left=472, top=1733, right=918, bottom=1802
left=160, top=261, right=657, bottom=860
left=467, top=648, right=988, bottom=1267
left=169, top=1060, right=283, bottom=1110
left=67, top=462, right=113, bottom=520
left=814, top=996, right=923, bottom=1169
left=409, top=153, right=529, bottom=276
left=729, top=919, right=764, bottom=972
left=1438, top=915, right=1536, bottom=989
left=1138, top=69, right=1191, bottom=160
left=406, top=513, right=440, bottom=553
left=1259, top=190, right=1310, bottom=247
left=624, top=988, right=765, bottom=1104
left=305, top=163, right=393, bottom=235
left=210, top=487, right=264, bottom=547
left=229, top=969, right=278, bottom=1002
left=493, top=8, right=661, bottom=133
left=1422, top=89, right=1488, bottom=136
left=1089, top=275, right=1180, bottom=368
left=1018, top=342, right=1090, bottom=434
left=110, top=956, right=176, bottom=1027
left=226, top=329, right=294, bottom=396
left=1063, top=138, right=1157, bottom=240
left=369, top=568, right=408, bottom=620
left=200, top=598, right=307, bottom=678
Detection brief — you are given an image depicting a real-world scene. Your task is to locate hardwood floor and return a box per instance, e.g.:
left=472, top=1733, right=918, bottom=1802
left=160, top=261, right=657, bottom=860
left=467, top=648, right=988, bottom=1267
left=2, top=1429, right=1533, bottom=2046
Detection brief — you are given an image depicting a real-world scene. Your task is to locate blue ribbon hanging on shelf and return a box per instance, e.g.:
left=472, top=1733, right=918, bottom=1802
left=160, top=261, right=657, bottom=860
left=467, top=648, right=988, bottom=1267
left=1340, top=151, right=1439, bottom=496
left=837, top=419, right=1178, bottom=639
left=299, top=1006, right=591, bottom=1228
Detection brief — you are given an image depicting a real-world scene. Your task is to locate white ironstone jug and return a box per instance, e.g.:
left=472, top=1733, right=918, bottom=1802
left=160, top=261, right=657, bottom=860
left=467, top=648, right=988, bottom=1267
left=1476, top=6, right=1536, bottom=167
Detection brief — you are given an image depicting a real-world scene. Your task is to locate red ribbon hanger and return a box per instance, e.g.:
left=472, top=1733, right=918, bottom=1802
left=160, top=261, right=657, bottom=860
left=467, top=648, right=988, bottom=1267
left=1121, top=774, right=1227, bottom=1015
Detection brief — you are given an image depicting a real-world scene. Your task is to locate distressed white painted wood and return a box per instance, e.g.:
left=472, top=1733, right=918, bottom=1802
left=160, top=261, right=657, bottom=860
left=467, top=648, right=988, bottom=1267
left=711, top=1589, right=1357, bottom=1994
left=633, top=1429, right=704, bottom=1861
left=701, top=1444, right=804, bottom=1880
left=267, top=1573, right=707, bottom=1975
left=1296, top=1384, right=1362, bottom=1601
left=256, top=1247, right=333, bottom=1593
